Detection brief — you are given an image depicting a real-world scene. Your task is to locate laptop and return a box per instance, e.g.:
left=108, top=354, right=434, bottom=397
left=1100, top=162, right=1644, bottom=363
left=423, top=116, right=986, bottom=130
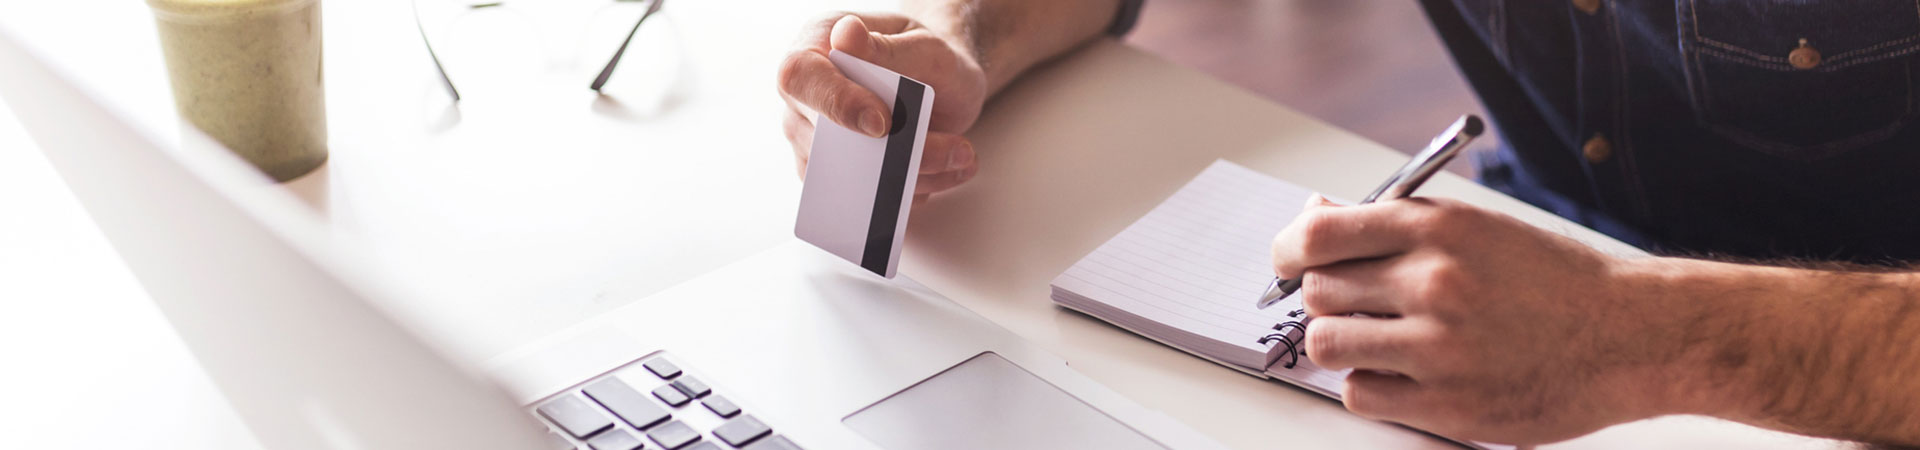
left=0, top=28, right=1225, bottom=450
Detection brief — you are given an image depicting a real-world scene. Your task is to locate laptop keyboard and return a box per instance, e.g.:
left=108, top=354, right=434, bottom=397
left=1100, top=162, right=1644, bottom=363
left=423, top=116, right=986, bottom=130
left=535, top=354, right=802, bottom=450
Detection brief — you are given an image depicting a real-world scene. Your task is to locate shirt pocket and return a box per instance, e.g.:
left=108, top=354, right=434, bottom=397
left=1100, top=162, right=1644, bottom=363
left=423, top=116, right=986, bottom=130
left=1677, top=0, right=1920, bottom=161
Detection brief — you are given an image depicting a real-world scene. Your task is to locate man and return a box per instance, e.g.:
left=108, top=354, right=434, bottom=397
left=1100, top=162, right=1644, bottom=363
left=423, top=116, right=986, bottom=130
left=775, top=0, right=1920, bottom=446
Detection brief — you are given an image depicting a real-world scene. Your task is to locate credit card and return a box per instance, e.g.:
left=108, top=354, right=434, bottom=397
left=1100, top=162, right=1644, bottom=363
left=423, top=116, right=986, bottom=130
left=794, top=50, right=935, bottom=278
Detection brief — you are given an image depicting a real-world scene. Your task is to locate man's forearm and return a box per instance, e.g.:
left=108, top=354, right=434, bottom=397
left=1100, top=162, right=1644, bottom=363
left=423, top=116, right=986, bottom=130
left=905, top=0, right=1122, bottom=96
left=1640, top=258, right=1920, bottom=445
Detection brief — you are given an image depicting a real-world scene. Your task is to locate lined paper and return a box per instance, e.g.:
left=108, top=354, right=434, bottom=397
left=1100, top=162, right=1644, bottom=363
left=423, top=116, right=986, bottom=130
left=1053, top=160, right=1347, bottom=394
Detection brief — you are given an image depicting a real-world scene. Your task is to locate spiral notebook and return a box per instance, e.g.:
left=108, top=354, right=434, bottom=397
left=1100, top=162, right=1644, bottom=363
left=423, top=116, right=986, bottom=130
left=1051, top=160, right=1510, bottom=449
left=1051, top=160, right=1338, bottom=392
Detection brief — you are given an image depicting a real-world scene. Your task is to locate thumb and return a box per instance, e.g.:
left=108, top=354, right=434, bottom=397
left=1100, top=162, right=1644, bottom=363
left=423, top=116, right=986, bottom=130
left=829, top=15, right=901, bottom=63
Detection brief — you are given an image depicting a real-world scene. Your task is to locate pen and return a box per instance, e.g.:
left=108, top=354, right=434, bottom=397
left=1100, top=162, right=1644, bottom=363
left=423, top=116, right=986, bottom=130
left=1254, top=114, right=1484, bottom=310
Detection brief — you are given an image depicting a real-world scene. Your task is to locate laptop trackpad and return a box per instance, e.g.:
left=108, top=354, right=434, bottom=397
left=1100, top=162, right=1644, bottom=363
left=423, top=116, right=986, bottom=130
left=842, top=352, right=1167, bottom=450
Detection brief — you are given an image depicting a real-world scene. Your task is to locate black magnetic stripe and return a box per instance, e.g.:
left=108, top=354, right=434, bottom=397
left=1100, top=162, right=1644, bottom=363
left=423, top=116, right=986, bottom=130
left=859, top=77, right=923, bottom=275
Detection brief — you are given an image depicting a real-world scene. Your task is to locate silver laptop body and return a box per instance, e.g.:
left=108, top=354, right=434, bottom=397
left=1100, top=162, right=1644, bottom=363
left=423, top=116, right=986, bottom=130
left=0, top=26, right=1224, bottom=450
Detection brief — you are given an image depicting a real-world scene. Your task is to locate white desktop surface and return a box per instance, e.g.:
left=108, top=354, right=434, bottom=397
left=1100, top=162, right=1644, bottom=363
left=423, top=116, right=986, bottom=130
left=0, top=1, right=1841, bottom=449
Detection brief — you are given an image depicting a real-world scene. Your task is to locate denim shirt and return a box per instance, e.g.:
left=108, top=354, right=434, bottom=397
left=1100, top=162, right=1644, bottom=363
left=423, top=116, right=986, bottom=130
left=1419, top=0, right=1920, bottom=263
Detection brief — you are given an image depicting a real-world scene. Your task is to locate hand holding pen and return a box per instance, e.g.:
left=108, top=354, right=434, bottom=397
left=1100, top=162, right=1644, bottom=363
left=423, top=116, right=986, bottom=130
left=1255, top=115, right=1484, bottom=310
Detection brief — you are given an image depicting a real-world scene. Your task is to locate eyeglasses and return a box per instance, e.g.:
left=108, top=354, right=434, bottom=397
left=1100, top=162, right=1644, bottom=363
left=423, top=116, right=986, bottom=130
left=411, top=0, right=667, bottom=102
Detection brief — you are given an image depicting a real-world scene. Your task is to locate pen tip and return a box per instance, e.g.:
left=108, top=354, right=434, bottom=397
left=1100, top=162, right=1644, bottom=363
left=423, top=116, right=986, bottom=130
left=1461, top=115, right=1485, bottom=137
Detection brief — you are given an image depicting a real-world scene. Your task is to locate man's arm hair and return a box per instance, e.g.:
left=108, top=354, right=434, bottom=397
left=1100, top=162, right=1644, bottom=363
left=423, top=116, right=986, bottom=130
left=905, top=0, right=1125, bottom=97
left=1644, top=256, right=1920, bottom=445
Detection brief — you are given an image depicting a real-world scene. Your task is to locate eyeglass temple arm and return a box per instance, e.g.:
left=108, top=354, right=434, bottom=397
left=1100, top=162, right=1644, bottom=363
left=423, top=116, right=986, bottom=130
left=590, top=0, right=664, bottom=92
left=413, top=0, right=463, bottom=101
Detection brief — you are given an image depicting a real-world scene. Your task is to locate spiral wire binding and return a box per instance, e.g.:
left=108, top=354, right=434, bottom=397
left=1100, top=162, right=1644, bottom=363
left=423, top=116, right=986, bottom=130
left=1257, top=308, right=1311, bottom=369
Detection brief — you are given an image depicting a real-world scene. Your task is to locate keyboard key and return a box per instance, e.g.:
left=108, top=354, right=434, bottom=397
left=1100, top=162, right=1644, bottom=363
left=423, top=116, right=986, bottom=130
left=700, top=395, right=740, bottom=418
left=644, top=420, right=701, bottom=449
left=682, top=442, right=720, bottom=450
left=585, top=428, right=643, bottom=450
left=712, top=415, right=772, bottom=447
left=642, top=358, right=682, bottom=379
left=741, top=435, right=802, bottom=450
left=537, top=394, right=615, bottom=438
left=670, top=376, right=711, bottom=398
left=651, top=384, right=691, bottom=407
left=584, top=378, right=671, bottom=429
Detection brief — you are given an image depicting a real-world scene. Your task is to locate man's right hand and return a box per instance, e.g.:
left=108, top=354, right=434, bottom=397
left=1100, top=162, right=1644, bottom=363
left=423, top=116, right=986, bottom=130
left=777, top=13, right=989, bottom=203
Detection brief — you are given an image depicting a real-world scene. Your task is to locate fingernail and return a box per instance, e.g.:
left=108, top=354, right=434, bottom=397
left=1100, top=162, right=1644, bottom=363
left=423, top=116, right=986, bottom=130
left=955, top=141, right=976, bottom=167
left=860, top=110, right=887, bottom=137
left=944, top=142, right=976, bottom=172
left=960, top=164, right=978, bottom=181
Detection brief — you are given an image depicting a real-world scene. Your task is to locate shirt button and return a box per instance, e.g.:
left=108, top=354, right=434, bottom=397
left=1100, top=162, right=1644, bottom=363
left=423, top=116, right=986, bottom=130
left=1583, top=134, right=1612, bottom=163
left=1790, top=38, right=1822, bottom=70
left=1573, top=0, right=1602, bottom=14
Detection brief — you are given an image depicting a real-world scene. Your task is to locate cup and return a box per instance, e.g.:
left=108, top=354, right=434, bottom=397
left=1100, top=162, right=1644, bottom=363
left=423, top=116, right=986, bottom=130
left=149, top=0, right=327, bottom=182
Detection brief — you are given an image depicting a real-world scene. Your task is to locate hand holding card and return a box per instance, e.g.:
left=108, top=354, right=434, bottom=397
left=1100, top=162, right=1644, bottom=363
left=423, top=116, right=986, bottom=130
left=794, top=50, right=936, bottom=278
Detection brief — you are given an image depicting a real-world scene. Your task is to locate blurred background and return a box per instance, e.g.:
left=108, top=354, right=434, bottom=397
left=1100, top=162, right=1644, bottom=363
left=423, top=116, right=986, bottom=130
left=1129, top=0, right=1492, bottom=175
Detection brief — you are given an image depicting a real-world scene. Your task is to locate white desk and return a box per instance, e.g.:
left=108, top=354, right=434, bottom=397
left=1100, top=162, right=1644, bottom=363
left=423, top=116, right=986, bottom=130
left=0, top=1, right=1840, bottom=449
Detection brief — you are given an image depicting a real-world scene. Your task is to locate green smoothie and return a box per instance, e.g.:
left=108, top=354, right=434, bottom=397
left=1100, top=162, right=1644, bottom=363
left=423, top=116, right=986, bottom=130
left=149, top=0, right=326, bottom=182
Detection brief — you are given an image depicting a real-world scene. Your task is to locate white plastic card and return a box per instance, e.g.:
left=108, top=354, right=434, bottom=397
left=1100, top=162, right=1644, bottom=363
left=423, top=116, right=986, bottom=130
left=794, top=50, right=935, bottom=278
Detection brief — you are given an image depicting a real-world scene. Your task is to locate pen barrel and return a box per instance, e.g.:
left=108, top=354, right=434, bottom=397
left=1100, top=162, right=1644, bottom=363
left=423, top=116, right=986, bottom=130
left=1276, top=277, right=1303, bottom=296
left=1367, top=115, right=1482, bottom=202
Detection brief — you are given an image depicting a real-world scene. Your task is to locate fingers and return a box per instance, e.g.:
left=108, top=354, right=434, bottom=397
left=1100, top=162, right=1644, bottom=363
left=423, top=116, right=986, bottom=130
left=830, top=15, right=950, bottom=82
left=1341, top=369, right=1429, bottom=422
left=917, top=133, right=975, bottom=174
left=1299, top=258, right=1402, bottom=317
left=774, top=14, right=923, bottom=139
left=1305, top=192, right=1338, bottom=208
left=914, top=133, right=978, bottom=195
left=788, top=114, right=977, bottom=196
left=1271, top=201, right=1422, bottom=278
left=793, top=13, right=914, bottom=52
left=1305, top=315, right=1417, bottom=373
left=782, top=10, right=986, bottom=144
left=829, top=15, right=902, bottom=64
left=779, top=12, right=988, bottom=200
left=823, top=14, right=983, bottom=134
left=916, top=169, right=977, bottom=195
left=777, top=45, right=890, bottom=137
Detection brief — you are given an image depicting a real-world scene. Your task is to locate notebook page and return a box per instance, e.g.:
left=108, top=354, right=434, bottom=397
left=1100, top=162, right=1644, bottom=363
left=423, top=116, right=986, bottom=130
left=1056, top=161, right=1322, bottom=368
